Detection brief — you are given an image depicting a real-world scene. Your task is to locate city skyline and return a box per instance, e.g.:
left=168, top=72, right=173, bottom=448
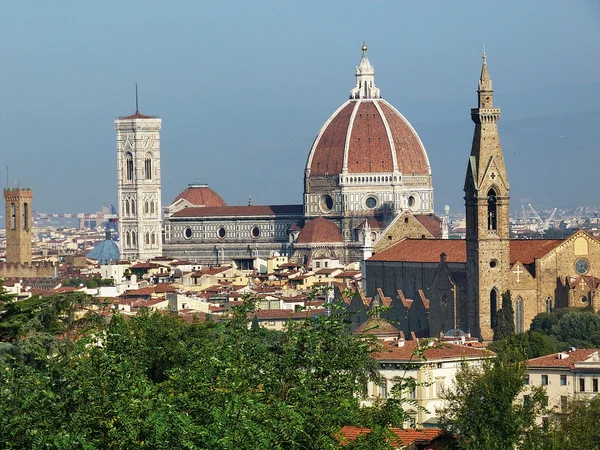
left=0, top=1, right=598, bottom=216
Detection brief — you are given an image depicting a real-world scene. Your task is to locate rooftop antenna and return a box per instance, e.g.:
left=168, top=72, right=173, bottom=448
left=135, top=83, right=139, bottom=113
left=5, top=165, right=8, bottom=189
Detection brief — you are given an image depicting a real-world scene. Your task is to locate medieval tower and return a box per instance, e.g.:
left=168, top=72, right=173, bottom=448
left=116, top=107, right=163, bottom=261
left=4, top=187, right=33, bottom=265
left=464, top=53, right=511, bottom=341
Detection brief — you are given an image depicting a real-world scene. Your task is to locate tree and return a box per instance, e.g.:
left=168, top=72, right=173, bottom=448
left=488, top=331, right=559, bottom=363
left=437, top=359, right=547, bottom=450
left=493, top=290, right=515, bottom=341
left=549, top=397, right=600, bottom=449
left=530, top=308, right=600, bottom=349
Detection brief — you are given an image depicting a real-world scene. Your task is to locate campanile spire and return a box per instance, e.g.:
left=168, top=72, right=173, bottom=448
left=350, top=42, right=381, bottom=99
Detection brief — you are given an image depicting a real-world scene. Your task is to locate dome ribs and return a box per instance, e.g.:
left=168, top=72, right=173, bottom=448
left=379, top=102, right=430, bottom=175
left=310, top=102, right=354, bottom=176
left=347, top=101, right=392, bottom=173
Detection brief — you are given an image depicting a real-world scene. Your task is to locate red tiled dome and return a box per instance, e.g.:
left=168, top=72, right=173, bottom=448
left=305, top=99, right=430, bottom=177
left=297, top=217, right=343, bottom=244
left=172, top=184, right=227, bottom=208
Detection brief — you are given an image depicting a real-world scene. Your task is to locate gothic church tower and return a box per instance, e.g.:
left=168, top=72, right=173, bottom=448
left=464, top=53, right=510, bottom=340
left=116, top=107, right=162, bottom=261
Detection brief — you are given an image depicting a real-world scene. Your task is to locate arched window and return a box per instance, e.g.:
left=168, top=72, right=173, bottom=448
left=151, top=232, right=156, bottom=245
left=10, top=203, right=16, bottom=230
left=144, top=153, right=152, bottom=180
left=144, top=201, right=149, bottom=214
left=490, top=289, right=498, bottom=328
left=515, top=297, right=524, bottom=333
left=487, top=188, right=497, bottom=230
left=126, top=231, right=131, bottom=248
left=125, top=199, right=130, bottom=216
left=125, top=152, right=134, bottom=181
left=22, top=203, right=28, bottom=231
left=545, top=297, right=553, bottom=314
left=131, top=199, right=136, bottom=215
left=131, top=231, right=137, bottom=246
left=150, top=201, right=155, bottom=215
left=145, top=232, right=150, bottom=245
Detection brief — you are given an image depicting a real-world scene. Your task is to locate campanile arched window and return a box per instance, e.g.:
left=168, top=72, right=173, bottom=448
left=22, top=203, right=28, bottom=231
left=144, top=152, right=152, bottom=180
left=487, top=188, right=497, bottom=231
left=125, top=152, right=134, bottom=181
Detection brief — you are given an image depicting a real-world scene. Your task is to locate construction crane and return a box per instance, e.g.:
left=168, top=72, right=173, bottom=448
left=527, top=204, right=557, bottom=232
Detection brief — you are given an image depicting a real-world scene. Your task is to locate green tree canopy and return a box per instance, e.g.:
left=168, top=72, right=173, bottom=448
left=437, top=359, right=546, bottom=450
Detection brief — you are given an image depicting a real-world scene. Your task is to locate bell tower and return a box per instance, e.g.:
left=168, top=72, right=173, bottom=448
left=4, top=187, right=33, bottom=265
left=115, top=97, right=162, bottom=261
left=464, top=53, right=510, bottom=340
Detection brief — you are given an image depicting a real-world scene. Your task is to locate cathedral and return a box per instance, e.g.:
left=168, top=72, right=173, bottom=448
left=365, top=53, right=600, bottom=341
left=115, top=44, right=440, bottom=266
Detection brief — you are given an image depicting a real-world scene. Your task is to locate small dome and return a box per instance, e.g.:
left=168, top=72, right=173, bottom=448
left=352, top=318, right=401, bottom=337
left=87, top=240, right=120, bottom=264
left=172, top=184, right=227, bottom=208
left=297, top=217, right=343, bottom=244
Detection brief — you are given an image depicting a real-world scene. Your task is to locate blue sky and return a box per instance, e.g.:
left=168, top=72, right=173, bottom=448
left=0, top=1, right=598, bottom=216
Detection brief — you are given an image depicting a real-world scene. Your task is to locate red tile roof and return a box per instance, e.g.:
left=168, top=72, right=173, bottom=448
left=297, top=216, right=343, bottom=244
left=415, top=214, right=443, bottom=238
left=352, top=318, right=400, bottom=336
left=339, top=426, right=443, bottom=447
left=118, top=111, right=157, bottom=120
left=369, top=238, right=564, bottom=265
left=171, top=204, right=303, bottom=218
left=527, top=349, right=599, bottom=369
left=251, top=308, right=327, bottom=320
left=171, top=184, right=227, bottom=207
left=373, top=340, right=492, bottom=362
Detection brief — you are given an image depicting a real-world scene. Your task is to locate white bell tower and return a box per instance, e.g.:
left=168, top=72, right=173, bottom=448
left=115, top=93, right=162, bottom=261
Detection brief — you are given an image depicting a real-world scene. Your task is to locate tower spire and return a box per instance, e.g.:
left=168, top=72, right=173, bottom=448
left=135, top=83, right=139, bottom=113
left=478, top=52, right=493, bottom=106
left=350, top=42, right=381, bottom=99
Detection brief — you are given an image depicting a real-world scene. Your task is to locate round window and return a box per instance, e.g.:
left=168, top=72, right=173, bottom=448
left=320, top=194, right=334, bottom=213
left=490, top=260, right=498, bottom=268
left=408, top=196, right=416, bottom=208
left=582, top=297, right=588, bottom=304
left=184, top=227, right=193, bottom=239
left=251, top=226, right=260, bottom=239
left=217, top=227, right=226, bottom=239
left=365, top=196, right=378, bottom=209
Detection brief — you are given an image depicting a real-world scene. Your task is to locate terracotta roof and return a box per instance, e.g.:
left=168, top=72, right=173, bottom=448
left=527, top=349, right=599, bottom=369
left=171, top=184, right=227, bottom=208
left=118, top=111, right=157, bottom=120
left=307, top=99, right=430, bottom=177
left=370, top=238, right=564, bottom=265
left=355, top=217, right=384, bottom=230
left=339, top=426, right=443, bottom=447
left=509, top=239, right=562, bottom=264
left=251, top=308, right=327, bottom=320
left=370, top=239, right=466, bottom=263
left=191, top=267, right=230, bottom=277
left=352, top=318, right=400, bottom=336
left=297, top=217, right=344, bottom=244
left=373, top=340, right=492, bottom=362
left=130, top=262, right=159, bottom=270
left=414, top=214, right=443, bottom=238
left=171, top=204, right=303, bottom=218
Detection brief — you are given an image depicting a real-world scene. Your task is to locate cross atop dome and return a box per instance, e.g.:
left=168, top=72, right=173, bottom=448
left=350, top=42, right=381, bottom=99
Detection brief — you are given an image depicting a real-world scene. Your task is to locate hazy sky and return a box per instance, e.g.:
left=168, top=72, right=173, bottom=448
left=0, top=1, right=598, bottom=217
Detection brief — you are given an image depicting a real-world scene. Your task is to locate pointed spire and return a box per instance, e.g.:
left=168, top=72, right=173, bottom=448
left=350, top=42, right=381, bottom=99
left=478, top=52, right=493, bottom=92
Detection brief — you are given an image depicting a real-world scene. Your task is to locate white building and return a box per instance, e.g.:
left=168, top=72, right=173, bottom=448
left=526, top=349, right=600, bottom=415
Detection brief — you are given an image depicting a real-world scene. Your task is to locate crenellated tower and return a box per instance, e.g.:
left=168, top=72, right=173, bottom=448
left=115, top=105, right=162, bottom=261
left=4, top=187, right=33, bottom=265
left=464, top=53, right=511, bottom=340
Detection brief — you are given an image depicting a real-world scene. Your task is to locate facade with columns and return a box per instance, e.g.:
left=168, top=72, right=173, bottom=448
left=160, top=44, right=440, bottom=266
left=115, top=110, right=163, bottom=261
left=365, top=54, right=600, bottom=341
